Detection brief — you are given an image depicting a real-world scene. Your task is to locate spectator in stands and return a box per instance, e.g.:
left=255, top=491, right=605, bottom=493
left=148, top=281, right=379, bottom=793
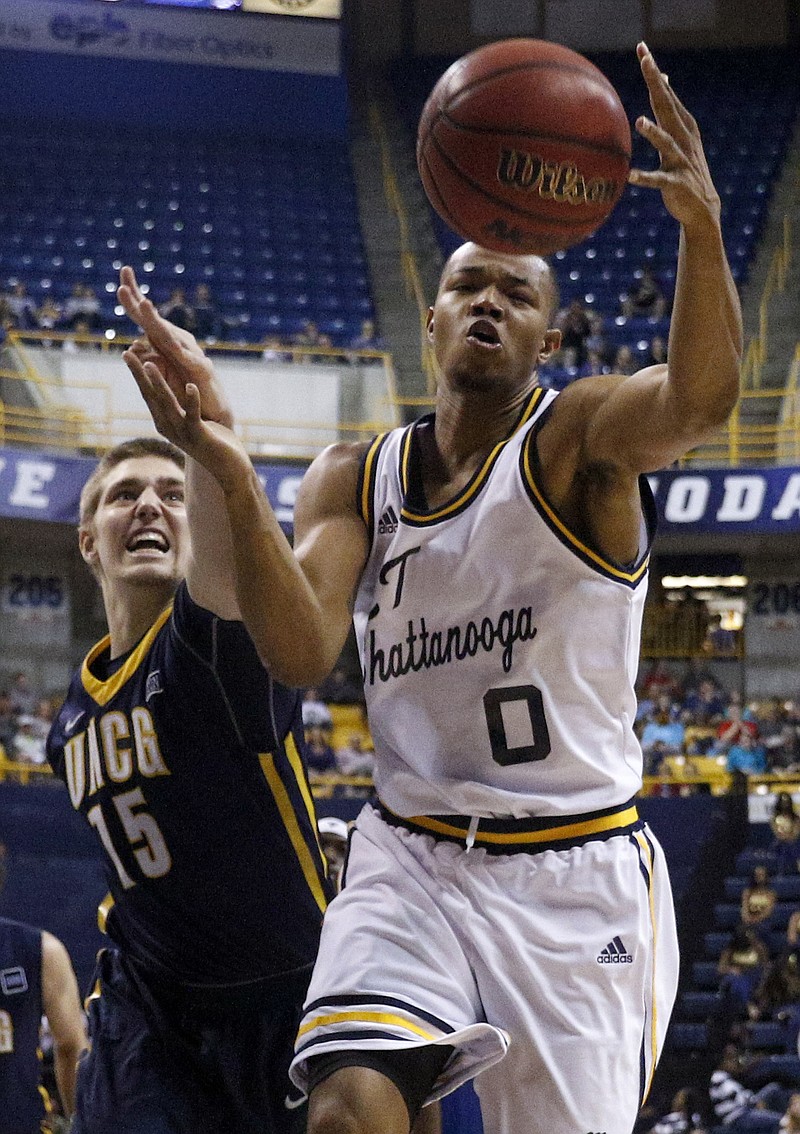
left=709, top=1044, right=787, bottom=1132
left=642, top=660, right=679, bottom=703
left=758, top=704, right=793, bottom=770
left=644, top=335, right=668, bottom=367
left=740, top=866, right=778, bottom=929
left=640, top=701, right=686, bottom=771
left=650, top=1086, right=707, bottom=1134
left=554, top=298, right=592, bottom=367
left=584, top=311, right=610, bottom=363
left=8, top=671, right=37, bottom=717
left=5, top=282, right=38, bottom=329
left=622, top=265, right=668, bottom=319
left=703, top=613, right=738, bottom=656
left=577, top=347, right=609, bottom=378
left=191, top=284, right=221, bottom=341
left=63, top=283, right=100, bottom=330
left=62, top=316, right=98, bottom=353
left=685, top=677, right=728, bottom=724
left=11, top=715, right=48, bottom=765
left=302, top=687, right=333, bottom=733
left=335, top=733, right=375, bottom=778
left=261, top=335, right=291, bottom=364
left=349, top=319, right=378, bottom=353
left=718, top=926, right=770, bottom=1023
left=749, top=950, right=800, bottom=1036
left=318, top=817, right=349, bottom=893
left=771, top=793, right=800, bottom=873
left=727, top=732, right=768, bottom=776
left=716, top=697, right=759, bottom=751
left=293, top=320, right=322, bottom=353
left=683, top=710, right=718, bottom=757
left=35, top=295, right=64, bottom=342
left=318, top=665, right=365, bottom=706
left=305, top=725, right=337, bottom=776
left=159, top=287, right=194, bottom=333
left=0, top=689, right=16, bottom=752
left=780, top=1093, right=800, bottom=1134
left=611, top=344, right=639, bottom=376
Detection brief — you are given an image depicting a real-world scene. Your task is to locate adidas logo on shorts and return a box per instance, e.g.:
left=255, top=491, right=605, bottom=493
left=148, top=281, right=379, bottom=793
left=378, top=505, right=399, bottom=535
left=597, top=936, right=633, bottom=964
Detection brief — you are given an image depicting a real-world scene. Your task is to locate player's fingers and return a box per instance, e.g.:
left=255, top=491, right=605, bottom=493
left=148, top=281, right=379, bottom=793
left=141, top=361, right=187, bottom=428
left=639, top=46, right=688, bottom=136
left=119, top=265, right=144, bottom=304
left=635, top=116, right=684, bottom=167
left=627, top=167, right=683, bottom=191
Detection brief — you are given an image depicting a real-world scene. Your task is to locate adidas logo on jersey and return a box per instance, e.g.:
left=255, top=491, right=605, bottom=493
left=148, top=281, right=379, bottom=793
left=597, top=936, right=633, bottom=964
left=378, top=505, right=399, bottom=535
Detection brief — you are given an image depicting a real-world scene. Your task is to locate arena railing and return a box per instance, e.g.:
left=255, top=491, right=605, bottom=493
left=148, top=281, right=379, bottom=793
left=0, top=331, right=400, bottom=458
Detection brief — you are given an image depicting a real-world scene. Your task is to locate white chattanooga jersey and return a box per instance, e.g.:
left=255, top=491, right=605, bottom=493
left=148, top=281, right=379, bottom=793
left=352, top=385, right=657, bottom=820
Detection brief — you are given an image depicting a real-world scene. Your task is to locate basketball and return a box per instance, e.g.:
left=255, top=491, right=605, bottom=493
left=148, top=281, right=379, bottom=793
left=416, top=38, right=632, bottom=257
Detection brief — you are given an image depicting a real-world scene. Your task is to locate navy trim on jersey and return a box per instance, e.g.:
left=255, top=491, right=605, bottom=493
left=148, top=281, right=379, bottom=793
left=398, top=387, right=547, bottom=527
left=295, top=1029, right=421, bottom=1055
left=519, top=408, right=656, bottom=588
left=377, top=799, right=642, bottom=855
left=358, top=432, right=391, bottom=541
left=302, top=994, right=457, bottom=1035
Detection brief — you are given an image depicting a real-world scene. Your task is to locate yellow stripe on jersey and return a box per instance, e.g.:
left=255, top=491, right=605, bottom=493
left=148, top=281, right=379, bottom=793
left=284, top=732, right=326, bottom=863
left=81, top=605, right=173, bottom=705
left=97, top=892, right=114, bottom=934
left=360, top=434, right=388, bottom=526
left=400, top=387, right=546, bottom=524
left=297, top=1010, right=438, bottom=1042
left=521, top=439, right=649, bottom=584
left=258, top=750, right=328, bottom=914
left=633, top=828, right=659, bottom=1103
left=402, top=804, right=638, bottom=846
left=83, top=978, right=102, bottom=1015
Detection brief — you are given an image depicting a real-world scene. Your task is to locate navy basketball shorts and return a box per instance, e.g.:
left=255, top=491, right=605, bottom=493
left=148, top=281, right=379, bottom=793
left=291, top=802, right=679, bottom=1134
left=73, top=948, right=312, bottom=1134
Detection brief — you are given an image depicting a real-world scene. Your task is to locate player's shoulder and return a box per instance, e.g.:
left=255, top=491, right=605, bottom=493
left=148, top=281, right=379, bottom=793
left=298, top=439, right=375, bottom=515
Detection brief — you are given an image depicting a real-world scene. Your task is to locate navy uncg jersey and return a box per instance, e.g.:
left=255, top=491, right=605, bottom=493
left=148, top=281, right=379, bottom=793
left=47, top=582, right=331, bottom=986
left=0, top=917, right=46, bottom=1134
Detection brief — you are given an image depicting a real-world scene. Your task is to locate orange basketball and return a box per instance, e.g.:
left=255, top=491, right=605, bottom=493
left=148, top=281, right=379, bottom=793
left=417, top=38, right=632, bottom=257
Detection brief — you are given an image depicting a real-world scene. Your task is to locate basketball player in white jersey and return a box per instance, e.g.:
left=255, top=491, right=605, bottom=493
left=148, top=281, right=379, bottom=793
left=120, top=43, right=742, bottom=1134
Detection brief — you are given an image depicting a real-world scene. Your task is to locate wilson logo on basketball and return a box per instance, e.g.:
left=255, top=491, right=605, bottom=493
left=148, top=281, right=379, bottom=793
left=496, top=148, right=619, bottom=207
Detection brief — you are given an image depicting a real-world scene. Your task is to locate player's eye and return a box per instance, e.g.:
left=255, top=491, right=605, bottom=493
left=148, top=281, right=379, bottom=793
left=163, top=490, right=184, bottom=503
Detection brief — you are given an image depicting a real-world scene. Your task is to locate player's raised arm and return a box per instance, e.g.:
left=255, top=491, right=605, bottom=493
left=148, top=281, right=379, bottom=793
left=118, top=267, right=244, bottom=621
left=546, top=43, right=742, bottom=478
left=121, top=283, right=367, bottom=686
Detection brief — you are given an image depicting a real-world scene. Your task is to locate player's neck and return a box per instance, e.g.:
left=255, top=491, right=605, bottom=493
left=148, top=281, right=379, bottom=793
left=433, top=379, right=536, bottom=465
left=103, top=582, right=175, bottom=658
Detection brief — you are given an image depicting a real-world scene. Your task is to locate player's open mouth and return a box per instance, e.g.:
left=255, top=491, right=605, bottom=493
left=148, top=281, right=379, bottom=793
left=466, top=320, right=502, bottom=348
left=126, top=531, right=169, bottom=553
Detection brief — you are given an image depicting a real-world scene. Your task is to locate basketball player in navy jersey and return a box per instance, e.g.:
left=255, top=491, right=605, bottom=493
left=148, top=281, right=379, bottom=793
left=0, top=916, right=86, bottom=1132
left=121, top=44, right=742, bottom=1134
left=46, top=420, right=331, bottom=1129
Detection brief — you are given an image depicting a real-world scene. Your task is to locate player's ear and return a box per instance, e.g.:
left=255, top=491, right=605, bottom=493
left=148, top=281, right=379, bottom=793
left=79, top=524, right=98, bottom=568
left=426, top=306, right=435, bottom=341
left=538, top=328, right=561, bottom=362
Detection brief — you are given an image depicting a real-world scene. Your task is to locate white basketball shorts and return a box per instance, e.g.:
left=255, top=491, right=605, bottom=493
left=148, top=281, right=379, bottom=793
left=290, top=801, right=679, bottom=1134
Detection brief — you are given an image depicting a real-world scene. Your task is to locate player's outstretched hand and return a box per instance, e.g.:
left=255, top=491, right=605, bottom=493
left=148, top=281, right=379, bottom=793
left=628, top=42, right=721, bottom=231
left=126, top=350, right=250, bottom=495
left=118, top=266, right=233, bottom=429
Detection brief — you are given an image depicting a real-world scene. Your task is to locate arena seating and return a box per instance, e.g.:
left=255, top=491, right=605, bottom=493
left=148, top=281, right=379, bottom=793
left=0, top=122, right=375, bottom=345
left=392, top=47, right=799, bottom=385
left=668, top=824, right=800, bottom=1072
